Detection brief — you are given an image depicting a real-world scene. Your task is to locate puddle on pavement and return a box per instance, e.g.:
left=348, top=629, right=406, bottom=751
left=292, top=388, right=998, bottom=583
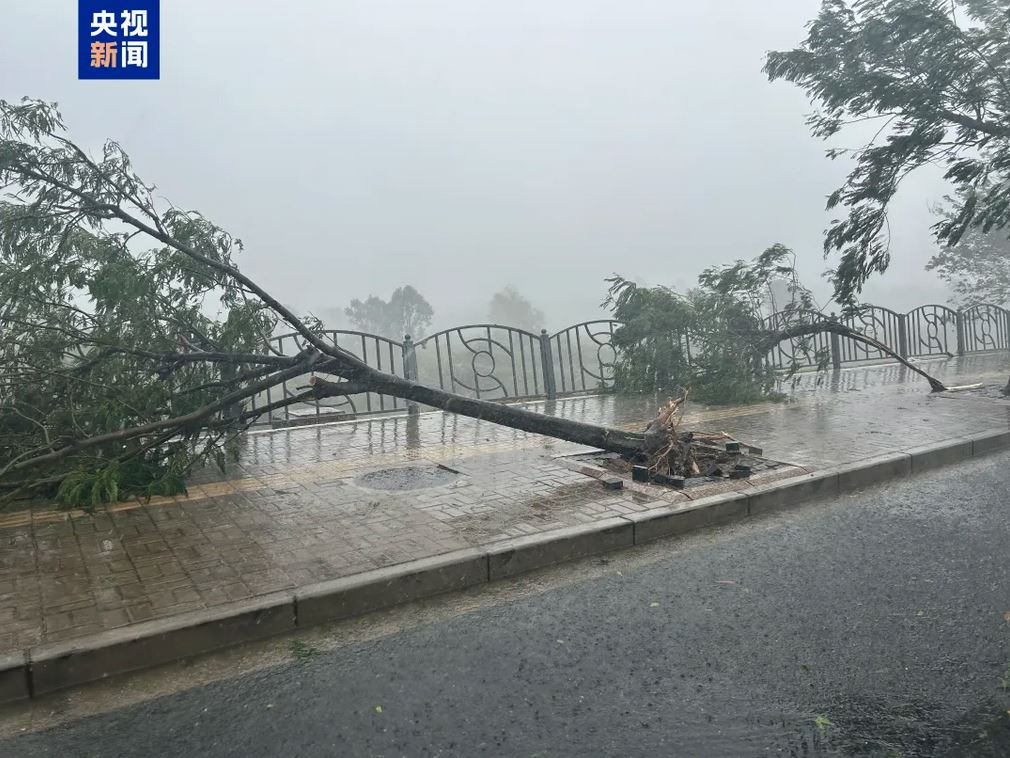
left=354, top=464, right=459, bottom=491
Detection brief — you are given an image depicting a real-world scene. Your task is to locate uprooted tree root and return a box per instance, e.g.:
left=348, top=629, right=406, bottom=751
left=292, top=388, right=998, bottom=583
left=628, top=393, right=727, bottom=478
left=635, top=394, right=697, bottom=477
left=628, top=393, right=766, bottom=479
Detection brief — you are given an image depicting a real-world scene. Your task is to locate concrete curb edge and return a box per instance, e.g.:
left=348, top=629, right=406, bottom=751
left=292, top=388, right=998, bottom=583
left=4, top=427, right=1008, bottom=700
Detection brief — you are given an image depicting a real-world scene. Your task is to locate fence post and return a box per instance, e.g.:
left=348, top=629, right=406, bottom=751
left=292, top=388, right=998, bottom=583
left=220, top=363, right=243, bottom=421
left=539, top=329, right=558, bottom=400
left=829, top=313, right=842, bottom=371
left=402, top=334, right=419, bottom=415
left=897, top=313, right=909, bottom=359
left=955, top=310, right=966, bottom=356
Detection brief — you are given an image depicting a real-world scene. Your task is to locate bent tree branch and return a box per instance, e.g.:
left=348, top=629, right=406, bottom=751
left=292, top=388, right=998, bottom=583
left=756, top=319, right=948, bottom=393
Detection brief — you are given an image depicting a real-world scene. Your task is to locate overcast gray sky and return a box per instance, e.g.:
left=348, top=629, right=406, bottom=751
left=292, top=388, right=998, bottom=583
left=2, top=0, right=952, bottom=330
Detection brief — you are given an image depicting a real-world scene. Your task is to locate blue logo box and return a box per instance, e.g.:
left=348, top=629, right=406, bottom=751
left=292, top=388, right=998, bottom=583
left=79, top=0, right=160, bottom=80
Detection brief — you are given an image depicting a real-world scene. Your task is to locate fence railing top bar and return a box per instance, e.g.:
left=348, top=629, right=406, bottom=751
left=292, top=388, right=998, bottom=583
left=961, top=303, right=1009, bottom=312
left=905, top=304, right=958, bottom=314
left=271, top=329, right=404, bottom=348
left=549, top=319, right=623, bottom=339
left=414, top=323, right=543, bottom=347
left=848, top=304, right=903, bottom=318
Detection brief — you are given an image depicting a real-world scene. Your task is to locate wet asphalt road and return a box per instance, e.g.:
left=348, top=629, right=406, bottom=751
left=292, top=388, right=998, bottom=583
left=6, top=453, right=1010, bottom=757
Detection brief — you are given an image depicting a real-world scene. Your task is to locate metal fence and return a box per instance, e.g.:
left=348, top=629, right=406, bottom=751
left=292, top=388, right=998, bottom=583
left=251, top=330, right=407, bottom=426
left=414, top=325, right=546, bottom=400
left=549, top=320, right=621, bottom=395
left=256, top=303, right=1010, bottom=426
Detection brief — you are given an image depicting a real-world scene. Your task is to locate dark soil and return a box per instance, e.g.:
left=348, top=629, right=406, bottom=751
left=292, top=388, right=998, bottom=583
left=585, top=447, right=784, bottom=489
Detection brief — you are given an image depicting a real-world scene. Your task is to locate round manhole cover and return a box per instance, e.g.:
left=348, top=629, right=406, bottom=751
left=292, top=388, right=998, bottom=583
left=355, top=465, right=458, bottom=491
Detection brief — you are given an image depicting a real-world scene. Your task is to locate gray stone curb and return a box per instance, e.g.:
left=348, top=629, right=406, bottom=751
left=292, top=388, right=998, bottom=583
left=27, top=591, right=295, bottom=697
left=295, top=549, right=488, bottom=628
left=628, top=493, right=748, bottom=544
left=5, top=427, right=1009, bottom=702
left=836, top=451, right=912, bottom=491
left=906, top=437, right=973, bottom=472
left=0, top=652, right=29, bottom=704
left=486, top=518, right=633, bottom=580
left=748, top=471, right=838, bottom=516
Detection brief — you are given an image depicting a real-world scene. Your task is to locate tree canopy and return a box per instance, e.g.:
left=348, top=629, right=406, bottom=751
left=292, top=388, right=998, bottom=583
left=766, top=0, right=1010, bottom=306
left=0, top=99, right=283, bottom=505
left=605, top=246, right=818, bottom=404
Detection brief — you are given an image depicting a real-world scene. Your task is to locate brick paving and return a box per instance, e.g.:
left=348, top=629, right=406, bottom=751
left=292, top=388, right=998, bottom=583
left=1, top=354, right=1009, bottom=655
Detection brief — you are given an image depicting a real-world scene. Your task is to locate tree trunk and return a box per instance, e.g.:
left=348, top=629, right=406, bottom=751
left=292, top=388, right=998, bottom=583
left=310, top=375, right=654, bottom=457
left=306, top=316, right=950, bottom=461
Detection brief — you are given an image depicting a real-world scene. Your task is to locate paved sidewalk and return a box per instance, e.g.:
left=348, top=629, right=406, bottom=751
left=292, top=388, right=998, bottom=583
left=1, top=355, right=1009, bottom=656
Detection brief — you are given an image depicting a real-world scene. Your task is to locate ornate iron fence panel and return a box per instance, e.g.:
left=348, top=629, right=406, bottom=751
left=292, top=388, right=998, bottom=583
left=905, top=305, right=957, bottom=357
left=549, top=320, right=622, bottom=395
left=961, top=304, right=1009, bottom=353
left=241, top=301, right=1010, bottom=427
left=260, top=330, right=406, bottom=425
left=762, top=310, right=830, bottom=371
left=838, top=306, right=904, bottom=363
left=413, top=324, right=544, bottom=400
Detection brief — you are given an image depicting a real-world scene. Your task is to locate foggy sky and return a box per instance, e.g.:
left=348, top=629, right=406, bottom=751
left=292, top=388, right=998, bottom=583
left=2, top=0, right=953, bottom=331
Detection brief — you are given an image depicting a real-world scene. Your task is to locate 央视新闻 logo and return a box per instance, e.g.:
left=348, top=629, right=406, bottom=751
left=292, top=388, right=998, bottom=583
left=79, top=1, right=160, bottom=80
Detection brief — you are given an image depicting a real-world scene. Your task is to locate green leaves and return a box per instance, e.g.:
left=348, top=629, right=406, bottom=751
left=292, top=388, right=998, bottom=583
left=605, top=246, right=815, bottom=404
left=768, top=0, right=1010, bottom=306
left=288, top=639, right=321, bottom=662
left=604, top=275, right=694, bottom=394
left=0, top=99, right=306, bottom=508
left=813, top=715, right=833, bottom=730
left=52, top=449, right=196, bottom=508
left=56, top=462, right=122, bottom=510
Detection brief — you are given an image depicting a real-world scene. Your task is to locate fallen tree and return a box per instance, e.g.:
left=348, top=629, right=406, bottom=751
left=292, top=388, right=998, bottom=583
left=0, top=99, right=947, bottom=506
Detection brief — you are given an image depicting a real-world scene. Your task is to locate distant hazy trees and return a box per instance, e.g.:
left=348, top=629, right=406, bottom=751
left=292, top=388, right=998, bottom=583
left=487, top=286, right=545, bottom=333
left=927, top=192, right=1010, bottom=307
left=345, top=285, right=434, bottom=339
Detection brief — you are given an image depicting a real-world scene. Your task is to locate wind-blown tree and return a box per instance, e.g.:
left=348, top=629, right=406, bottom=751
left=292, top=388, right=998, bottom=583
left=345, top=285, right=433, bottom=339
left=765, top=0, right=1010, bottom=310
left=605, top=244, right=943, bottom=404
left=927, top=190, right=1010, bottom=305
left=0, top=99, right=945, bottom=507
